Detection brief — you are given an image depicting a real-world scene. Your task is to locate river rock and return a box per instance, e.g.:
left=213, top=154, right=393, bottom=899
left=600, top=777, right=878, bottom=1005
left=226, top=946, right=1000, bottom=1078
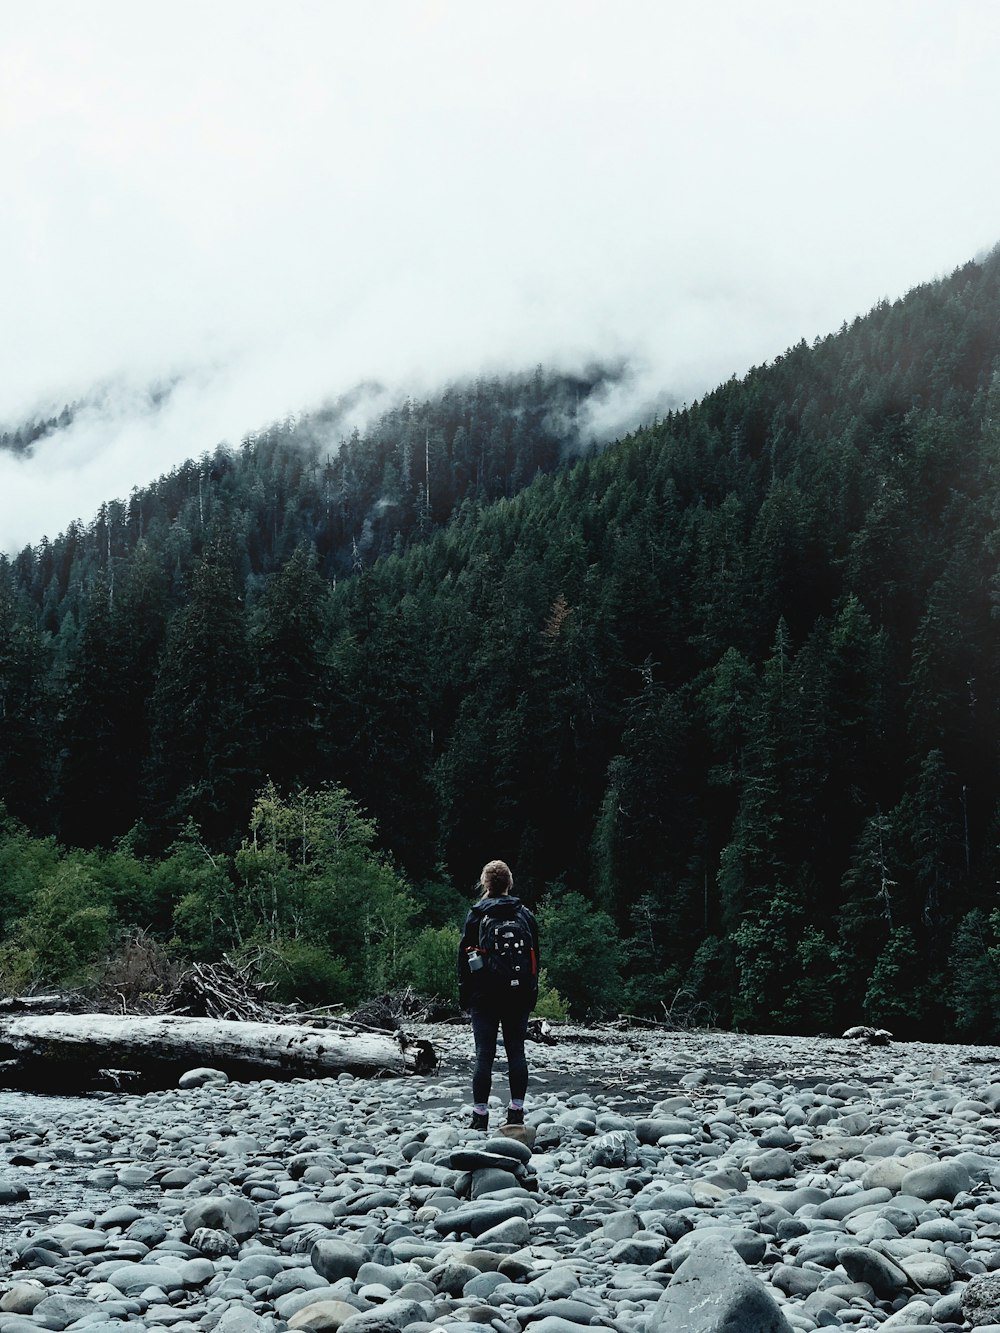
left=650, top=1238, right=792, bottom=1332
left=288, top=1300, right=365, bottom=1330
left=182, top=1194, right=260, bottom=1240
left=835, top=1244, right=910, bottom=1298
left=310, top=1239, right=368, bottom=1282
left=190, top=1224, right=241, bottom=1257
left=961, top=1271, right=1000, bottom=1325
left=901, top=1159, right=972, bottom=1201
left=746, top=1147, right=794, bottom=1180
left=178, top=1066, right=230, bottom=1088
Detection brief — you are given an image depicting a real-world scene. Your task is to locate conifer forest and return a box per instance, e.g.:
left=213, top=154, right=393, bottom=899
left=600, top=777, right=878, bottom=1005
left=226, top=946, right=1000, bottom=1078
left=3, top=250, right=1000, bottom=1040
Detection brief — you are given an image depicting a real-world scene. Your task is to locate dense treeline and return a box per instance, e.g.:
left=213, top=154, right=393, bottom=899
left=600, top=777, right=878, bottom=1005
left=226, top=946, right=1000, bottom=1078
left=3, top=253, right=1000, bottom=1036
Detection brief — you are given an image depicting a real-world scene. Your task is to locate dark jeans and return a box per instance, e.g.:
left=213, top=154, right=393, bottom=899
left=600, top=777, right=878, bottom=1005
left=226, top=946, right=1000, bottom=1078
left=470, top=1006, right=530, bottom=1105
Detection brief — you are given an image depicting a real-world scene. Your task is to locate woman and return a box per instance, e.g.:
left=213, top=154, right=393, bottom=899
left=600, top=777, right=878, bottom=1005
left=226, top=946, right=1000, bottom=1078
left=457, top=859, right=539, bottom=1130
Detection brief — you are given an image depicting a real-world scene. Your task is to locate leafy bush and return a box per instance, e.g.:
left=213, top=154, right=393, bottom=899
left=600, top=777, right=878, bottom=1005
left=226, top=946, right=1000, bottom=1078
left=532, top=968, right=568, bottom=1020
left=0, top=861, right=115, bottom=990
left=405, top=925, right=460, bottom=1004
left=257, top=938, right=354, bottom=1007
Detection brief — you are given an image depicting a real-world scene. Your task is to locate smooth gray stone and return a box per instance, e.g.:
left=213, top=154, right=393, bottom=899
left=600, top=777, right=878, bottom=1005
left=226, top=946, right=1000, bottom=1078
left=555, top=1110, right=597, bottom=1136
left=632, top=1185, right=697, bottom=1211
left=126, top=1218, right=168, bottom=1246
left=634, top=1117, right=693, bottom=1145
left=897, top=1252, right=952, bottom=1289
left=104, top=1262, right=188, bottom=1295
left=0, top=1283, right=49, bottom=1314
left=517, top=1300, right=604, bottom=1325
left=275, top=1284, right=362, bottom=1320
left=814, top=1187, right=892, bottom=1220
left=769, top=1264, right=824, bottom=1297
left=336, top=1298, right=428, bottom=1333
left=213, top=1308, right=272, bottom=1333
left=871, top=1326, right=939, bottom=1333
left=96, top=1206, right=145, bottom=1230
left=802, top=1290, right=849, bottom=1319
left=30, top=1296, right=102, bottom=1330
left=450, top=1149, right=526, bottom=1173
left=771, top=1186, right=830, bottom=1213
left=178, top=1066, right=229, bottom=1088
left=901, top=1160, right=971, bottom=1201
left=406, top=1162, right=456, bottom=1187
left=602, top=1211, right=640, bottom=1239
left=182, top=1194, right=260, bottom=1241
left=747, top=1148, right=794, bottom=1181
left=159, top=1167, right=199, bottom=1187
left=521, top=1320, right=598, bottom=1333
left=55, top=1325, right=131, bottom=1333
left=931, top=1291, right=963, bottom=1322
left=232, top=1254, right=286, bottom=1281
left=334, top=1189, right=398, bottom=1216
left=650, top=1238, right=792, bottom=1332
left=472, top=1215, right=530, bottom=1247
left=34, top=1223, right=107, bottom=1254
left=269, top=1268, right=338, bottom=1299
left=386, top=1239, right=439, bottom=1261
left=794, top=1234, right=850, bottom=1268
left=0, top=1181, right=30, bottom=1203
left=835, top=1245, right=909, bottom=1298
left=705, top=1168, right=748, bottom=1192
left=430, top=1260, right=480, bottom=1297
left=462, top=1271, right=511, bottom=1299
left=356, top=1263, right=412, bottom=1292
left=471, top=1167, right=520, bottom=1197
left=310, top=1239, right=368, bottom=1283
left=670, top=1226, right=767, bottom=1267
left=532, top=1266, right=585, bottom=1299
left=482, top=1136, right=532, bottom=1164
left=432, top=1199, right=530, bottom=1236
left=606, top=1235, right=666, bottom=1265
left=758, top=1128, right=796, bottom=1149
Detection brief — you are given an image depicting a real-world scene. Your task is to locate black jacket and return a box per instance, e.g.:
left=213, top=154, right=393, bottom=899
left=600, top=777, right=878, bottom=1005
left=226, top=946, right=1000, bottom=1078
left=457, top=894, right=539, bottom=1011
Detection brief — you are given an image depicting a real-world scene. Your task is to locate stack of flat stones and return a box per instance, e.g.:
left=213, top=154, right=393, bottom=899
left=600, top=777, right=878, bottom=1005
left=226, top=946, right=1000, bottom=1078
left=4, top=1038, right=1000, bottom=1333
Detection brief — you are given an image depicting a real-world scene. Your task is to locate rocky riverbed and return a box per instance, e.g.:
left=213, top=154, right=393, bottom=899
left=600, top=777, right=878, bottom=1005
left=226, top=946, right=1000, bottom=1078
left=3, top=1024, right=1000, bottom=1333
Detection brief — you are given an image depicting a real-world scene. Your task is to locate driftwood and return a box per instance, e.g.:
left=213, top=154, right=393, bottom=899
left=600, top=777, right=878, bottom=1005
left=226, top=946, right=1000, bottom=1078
left=0, top=993, right=88, bottom=1015
left=0, top=1012, right=437, bottom=1093
left=169, top=960, right=278, bottom=1023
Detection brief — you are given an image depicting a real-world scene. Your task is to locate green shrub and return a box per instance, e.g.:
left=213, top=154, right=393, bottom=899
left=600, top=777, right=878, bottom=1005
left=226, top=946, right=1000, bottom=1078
left=405, top=925, right=460, bottom=1003
left=257, top=938, right=354, bottom=1007
left=0, top=862, right=116, bottom=990
left=533, top=969, right=568, bottom=1020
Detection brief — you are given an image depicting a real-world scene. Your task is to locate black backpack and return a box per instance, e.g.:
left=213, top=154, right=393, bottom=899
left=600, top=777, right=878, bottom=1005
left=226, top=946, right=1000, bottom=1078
left=479, top=906, right=536, bottom=995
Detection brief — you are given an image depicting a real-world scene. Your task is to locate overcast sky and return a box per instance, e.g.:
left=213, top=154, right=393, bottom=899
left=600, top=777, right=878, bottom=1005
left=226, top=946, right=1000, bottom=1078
left=2, top=0, right=999, bottom=551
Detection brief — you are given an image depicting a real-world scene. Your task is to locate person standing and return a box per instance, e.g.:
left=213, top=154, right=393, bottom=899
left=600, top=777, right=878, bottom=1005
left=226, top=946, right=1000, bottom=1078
left=457, top=859, right=539, bottom=1131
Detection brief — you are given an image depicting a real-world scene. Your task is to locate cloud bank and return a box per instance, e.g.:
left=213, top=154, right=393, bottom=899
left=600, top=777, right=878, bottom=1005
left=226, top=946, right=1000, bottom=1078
left=2, top=0, right=999, bottom=550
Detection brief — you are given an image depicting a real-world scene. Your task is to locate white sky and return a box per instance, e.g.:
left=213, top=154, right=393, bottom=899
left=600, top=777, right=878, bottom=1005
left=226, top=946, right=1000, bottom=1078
left=2, top=0, right=999, bottom=551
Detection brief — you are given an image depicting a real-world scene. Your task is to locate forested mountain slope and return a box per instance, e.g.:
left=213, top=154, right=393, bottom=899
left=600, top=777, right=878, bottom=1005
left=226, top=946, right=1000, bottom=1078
left=2, top=252, right=1000, bottom=1038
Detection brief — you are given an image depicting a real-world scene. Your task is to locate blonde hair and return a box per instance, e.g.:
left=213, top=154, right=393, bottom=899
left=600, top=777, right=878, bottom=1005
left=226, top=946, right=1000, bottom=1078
left=479, top=859, right=513, bottom=899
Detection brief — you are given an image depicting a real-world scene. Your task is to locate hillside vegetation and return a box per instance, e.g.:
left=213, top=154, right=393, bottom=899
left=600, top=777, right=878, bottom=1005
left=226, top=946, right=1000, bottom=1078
left=2, top=253, right=1000, bottom=1038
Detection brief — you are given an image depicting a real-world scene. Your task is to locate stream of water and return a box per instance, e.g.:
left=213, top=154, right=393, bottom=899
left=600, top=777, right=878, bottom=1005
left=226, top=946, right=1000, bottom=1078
left=0, top=1089, right=163, bottom=1239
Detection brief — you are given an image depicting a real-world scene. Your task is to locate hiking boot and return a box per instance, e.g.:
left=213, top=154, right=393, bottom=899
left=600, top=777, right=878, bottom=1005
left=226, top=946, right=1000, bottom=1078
left=469, top=1111, right=489, bottom=1131
left=505, top=1107, right=524, bottom=1126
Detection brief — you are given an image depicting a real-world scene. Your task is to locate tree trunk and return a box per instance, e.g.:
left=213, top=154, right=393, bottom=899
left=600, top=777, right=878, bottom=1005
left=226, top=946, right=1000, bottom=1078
left=0, top=1012, right=436, bottom=1093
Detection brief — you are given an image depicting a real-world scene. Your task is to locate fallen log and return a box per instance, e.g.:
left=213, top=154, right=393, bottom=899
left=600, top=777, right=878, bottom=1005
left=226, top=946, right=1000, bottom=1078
left=0, top=1012, right=437, bottom=1093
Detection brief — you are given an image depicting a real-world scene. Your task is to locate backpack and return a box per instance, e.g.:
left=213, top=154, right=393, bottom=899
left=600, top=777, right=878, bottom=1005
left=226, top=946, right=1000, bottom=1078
left=478, top=906, right=537, bottom=995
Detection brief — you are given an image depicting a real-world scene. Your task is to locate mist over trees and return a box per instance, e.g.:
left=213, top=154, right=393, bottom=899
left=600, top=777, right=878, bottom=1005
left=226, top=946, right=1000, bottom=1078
left=2, top=256, right=1000, bottom=1037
